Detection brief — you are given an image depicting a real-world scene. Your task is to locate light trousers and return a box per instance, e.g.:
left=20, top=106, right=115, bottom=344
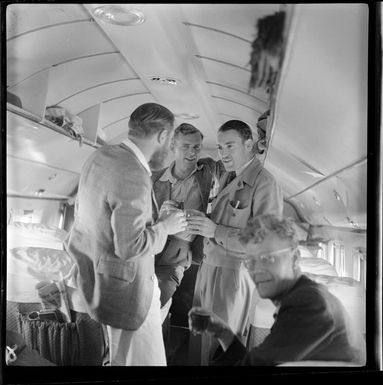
left=106, top=276, right=166, bottom=366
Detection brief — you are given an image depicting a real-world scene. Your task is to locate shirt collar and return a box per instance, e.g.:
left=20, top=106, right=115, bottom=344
left=122, top=138, right=152, bottom=176
left=238, top=156, right=263, bottom=187
left=236, top=156, right=255, bottom=177
left=159, top=161, right=203, bottom=183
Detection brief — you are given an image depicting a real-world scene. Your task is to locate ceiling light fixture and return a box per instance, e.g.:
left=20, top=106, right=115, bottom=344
left=35, top=189, right=45, bottom=197
left=93, top=5, right=145, bottom=26
left=148, top=76, right=181, bottom=86
left=174, top=112, right=200, bottom=120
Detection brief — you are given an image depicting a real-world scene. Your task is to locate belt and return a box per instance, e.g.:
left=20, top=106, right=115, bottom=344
left=167, top=235, right=192, bottom=251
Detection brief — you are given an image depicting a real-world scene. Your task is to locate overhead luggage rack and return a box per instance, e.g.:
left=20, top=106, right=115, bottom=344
left=7, top=103, right=103, bottom=149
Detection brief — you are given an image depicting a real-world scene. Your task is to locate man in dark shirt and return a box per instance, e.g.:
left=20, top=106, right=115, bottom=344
left=152, top=123, right=223, bottom=320
left=188, top=214, right=366, bottom=366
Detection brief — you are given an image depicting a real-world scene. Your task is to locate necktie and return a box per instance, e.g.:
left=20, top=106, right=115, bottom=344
left=224, top=171, right=236, bottom=188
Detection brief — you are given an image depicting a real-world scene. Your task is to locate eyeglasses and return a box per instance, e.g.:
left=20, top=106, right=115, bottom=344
left=244, top=247, right=296, bottom=270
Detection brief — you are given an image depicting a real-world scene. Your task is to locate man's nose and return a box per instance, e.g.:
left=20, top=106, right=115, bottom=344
left=219, top=148, right=228, bottom=158
left=245, top=259, right=267, bottom=272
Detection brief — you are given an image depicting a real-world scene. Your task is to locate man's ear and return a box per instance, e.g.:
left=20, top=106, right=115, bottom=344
left=157, top=129, right=169, bottom=145
left=170, top=140, right=175, bottom=153
left=245, top=138, right=255, bottom=153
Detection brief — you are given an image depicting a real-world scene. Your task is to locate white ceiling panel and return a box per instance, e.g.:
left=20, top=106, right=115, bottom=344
left=98, top=94, right=157, bottom=130
left=207, top=83, right=267, bottom=115
left=46, top=53, right=139, bottom=106
left=6, top=3, right=90, bottom=38
left=267, top=4, right=368, bottom=176
left=7, top=21, right=116, bottom=87
left=180, top=4, right=281, bottom=40
left=187, top=28, right=252, bottom=69
left=58, top=80, right=149, bottom=117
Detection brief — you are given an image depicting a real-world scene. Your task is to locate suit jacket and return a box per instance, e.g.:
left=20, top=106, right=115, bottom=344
left=213, top=275, right=366, bottom=366
left=64, top=144, right=168, bottom=330
left=152, top=157, right=224, bottom=263
left=204, top=156, right=284, bottom=269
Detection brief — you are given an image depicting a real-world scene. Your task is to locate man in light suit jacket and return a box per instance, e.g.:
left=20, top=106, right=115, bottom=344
left=64, top=103, right=187, bottom=366
left=187, top=119, right=283, bottom=364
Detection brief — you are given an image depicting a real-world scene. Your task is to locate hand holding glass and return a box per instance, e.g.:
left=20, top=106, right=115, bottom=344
left=188, top=307, right=212, bottom=335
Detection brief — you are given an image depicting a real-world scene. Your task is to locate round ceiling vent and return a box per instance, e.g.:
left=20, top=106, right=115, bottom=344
left=148, top=76, right=181, bottom=86
left=93, top=6, right=145, bottom=26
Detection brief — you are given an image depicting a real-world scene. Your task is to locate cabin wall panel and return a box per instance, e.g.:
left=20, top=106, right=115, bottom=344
left=7, top=156, right=79, bottom=198
left=7, top=111, right=96, bottom=174
left=7, top=197, right=63, bottom=228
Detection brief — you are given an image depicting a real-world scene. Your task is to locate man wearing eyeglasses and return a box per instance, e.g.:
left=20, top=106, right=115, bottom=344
left=188, top=214, right=366, bottom=366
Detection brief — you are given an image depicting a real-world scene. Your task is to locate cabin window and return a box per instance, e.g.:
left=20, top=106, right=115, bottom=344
left=58, top=204, right=66, bottom=229
left=323, top=240, right=345, bottom=276
left=352, top=247, right=367, bottom=289
left=316, top=243, right=325, bottom=260
left=331, top=242, right=346, bottom=277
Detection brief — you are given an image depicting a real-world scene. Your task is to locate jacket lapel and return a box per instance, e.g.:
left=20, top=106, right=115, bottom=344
left=152, top=179, right=171, bottom=210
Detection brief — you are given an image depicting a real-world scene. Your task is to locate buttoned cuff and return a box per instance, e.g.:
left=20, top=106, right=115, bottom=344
left=214, top=224, right=229, bottom=248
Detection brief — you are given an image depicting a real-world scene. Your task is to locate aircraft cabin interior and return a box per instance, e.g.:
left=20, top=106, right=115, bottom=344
left=3, top=2, right=382, bottom=379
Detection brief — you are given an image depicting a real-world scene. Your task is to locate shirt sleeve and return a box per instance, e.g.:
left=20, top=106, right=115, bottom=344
left=107, top=168, right=168, bottom=261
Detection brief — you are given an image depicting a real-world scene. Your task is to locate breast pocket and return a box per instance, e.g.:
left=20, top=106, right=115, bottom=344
left=96, top=256, right=137, bottom=283
left=228, top=201, right=251, bottom=228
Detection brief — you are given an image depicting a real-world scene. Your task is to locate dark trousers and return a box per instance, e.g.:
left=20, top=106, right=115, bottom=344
left=155, top=236, right=192, bottom=307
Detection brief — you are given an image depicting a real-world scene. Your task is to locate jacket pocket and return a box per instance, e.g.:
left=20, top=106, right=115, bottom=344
left=96, top=256, right=136, bottom=283
left=227, top=202, right=251, bottom=228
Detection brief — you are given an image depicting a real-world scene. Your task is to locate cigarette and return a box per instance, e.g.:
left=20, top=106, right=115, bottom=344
left=234, top=201, right=240, bottom=209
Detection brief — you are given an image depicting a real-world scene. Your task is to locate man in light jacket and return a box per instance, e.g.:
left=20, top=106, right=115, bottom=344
left=64, top=103, right=187, bottom=366
left=187, top=119, right=283, bottom=364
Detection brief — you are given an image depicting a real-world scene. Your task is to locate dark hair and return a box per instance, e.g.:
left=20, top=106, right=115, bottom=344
left=256, top=110, right=269, bottom=155
left=256, top=110, right=270, bottom=132
left=218, top=120, right=253, bottom=142
left=173, top=123, right=204, bottom=142
left=128, top=103, right=174, bottom=138
left=239, top=214, right=299, bottom=248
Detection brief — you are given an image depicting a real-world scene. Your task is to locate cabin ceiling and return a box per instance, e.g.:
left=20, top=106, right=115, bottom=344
left=7, top=3, right=278, bottom=151
left=266, top=4, right=368, bottom=229
left=6, top=4, right=368, bottom=230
